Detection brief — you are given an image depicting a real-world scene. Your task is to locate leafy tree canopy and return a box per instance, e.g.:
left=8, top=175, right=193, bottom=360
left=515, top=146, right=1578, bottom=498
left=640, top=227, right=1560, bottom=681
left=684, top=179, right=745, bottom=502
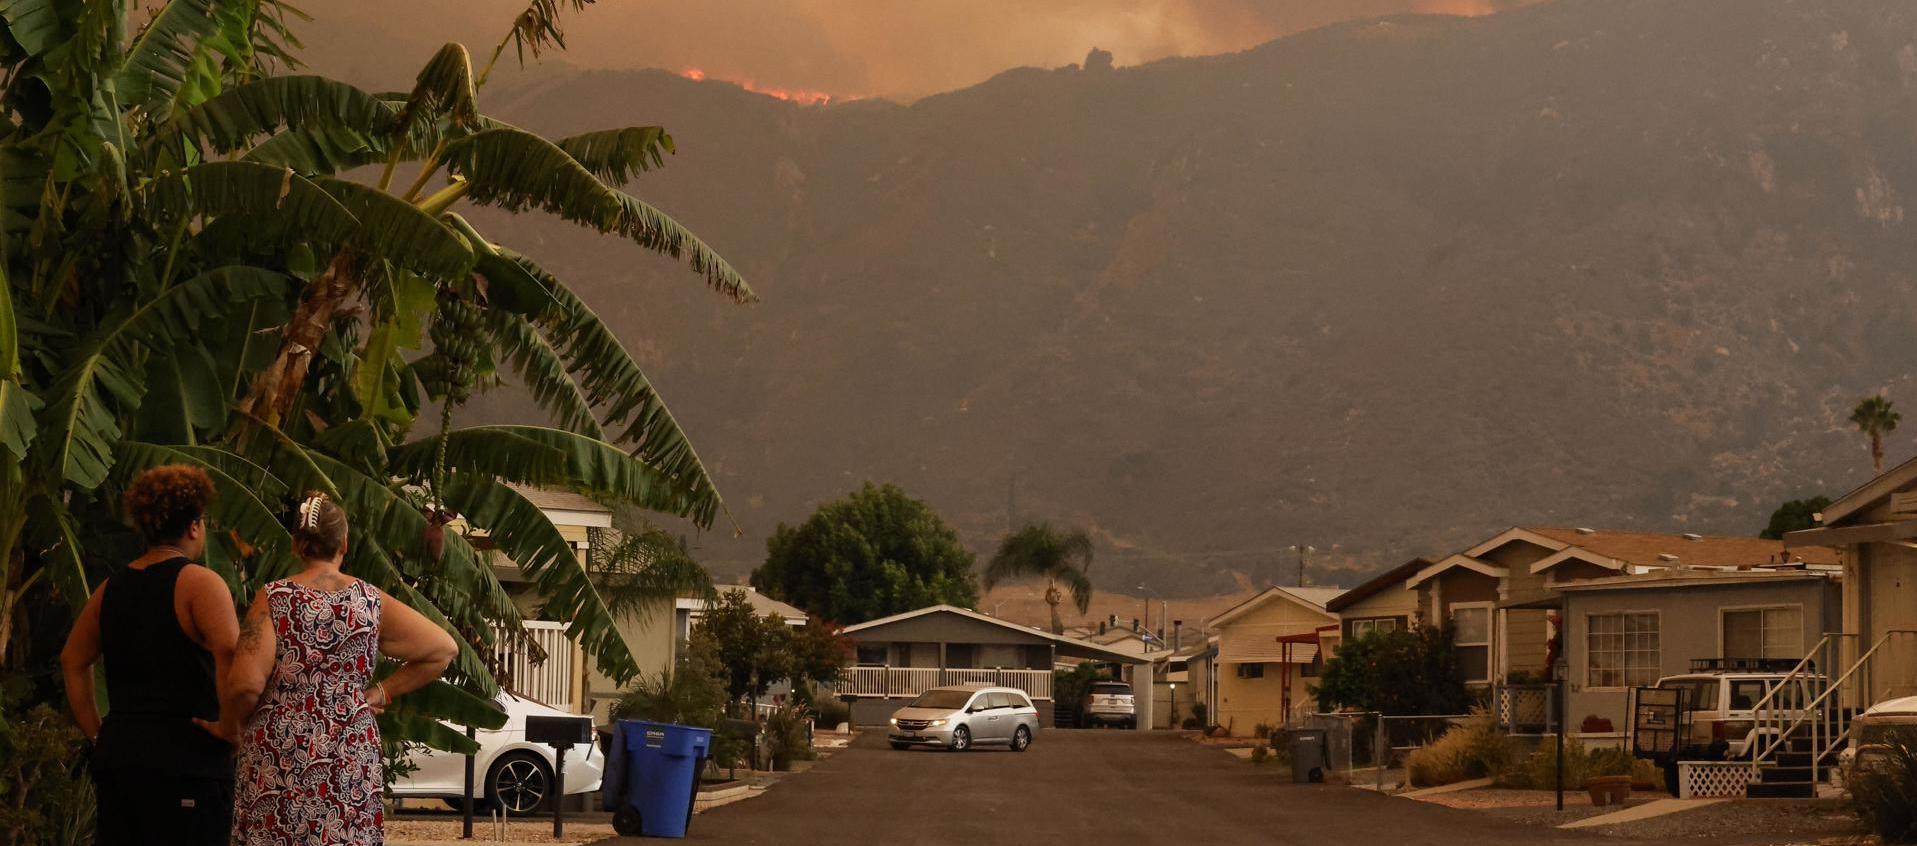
left=1760, top=495, right=1831, bottom=540
left=1315, top=625, right=1469, bottom=716
left=750, top=482, right=978, bottom=624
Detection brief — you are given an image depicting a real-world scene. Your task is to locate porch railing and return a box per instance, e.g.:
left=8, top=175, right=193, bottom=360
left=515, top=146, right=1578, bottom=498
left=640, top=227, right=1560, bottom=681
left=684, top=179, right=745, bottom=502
left=835, top=667, right=1053, bottom=700
left=491, top=620, right=576, bottom=711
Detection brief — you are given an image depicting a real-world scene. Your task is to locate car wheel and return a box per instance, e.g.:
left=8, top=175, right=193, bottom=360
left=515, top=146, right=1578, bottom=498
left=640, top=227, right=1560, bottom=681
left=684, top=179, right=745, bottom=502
left=486, top=752, right=553, bottom=815
left=948, top=725, right=971, bottom=752
left=612, top=805, right=643, bottom=837
left=1012, top=726, right=1032, bottom=752
left=890, top=741, right=911, bottom=750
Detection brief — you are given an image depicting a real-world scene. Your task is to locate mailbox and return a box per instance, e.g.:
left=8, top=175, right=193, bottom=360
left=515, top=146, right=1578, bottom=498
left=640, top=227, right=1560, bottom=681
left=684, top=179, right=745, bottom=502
left=525, top=715, right=595, bottom=747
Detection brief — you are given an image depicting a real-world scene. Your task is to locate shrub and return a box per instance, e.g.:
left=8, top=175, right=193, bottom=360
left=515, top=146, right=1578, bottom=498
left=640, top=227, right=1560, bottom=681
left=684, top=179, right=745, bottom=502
left=1250, top=744, right=1271, bottom=765
left=764, top=703, right=815, bottom=771
left=1850, top=741, right=1917, bottom=842
left=1190, top=702, right=1209, bottom=728
left=1316, top=625, right=1469, bottom=716
left=1253, top=721, right=1275, bottom=740
left=813, top=696, right=851, bottom=731
left=0, top=701, right=95, bottom=845
left=1579, top=714, right=1615, bottom=734
left=1404, top=716, right=1516, bottom=787
left=1495, top=738, right=1636, bottom=789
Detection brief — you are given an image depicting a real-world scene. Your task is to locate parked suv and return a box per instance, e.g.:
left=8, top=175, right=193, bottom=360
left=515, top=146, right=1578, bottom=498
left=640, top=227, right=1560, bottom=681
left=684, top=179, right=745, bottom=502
left=1082, top=681, right=1136, bottom=729
left=888, top=684, right=1041, bottom=752
left=1650, top=667, right=1824, bottom=761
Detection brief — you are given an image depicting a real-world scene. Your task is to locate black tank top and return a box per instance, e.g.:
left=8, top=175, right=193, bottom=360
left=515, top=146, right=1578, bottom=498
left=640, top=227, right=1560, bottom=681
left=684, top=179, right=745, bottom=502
left=96, top=557, right=232, bottom=778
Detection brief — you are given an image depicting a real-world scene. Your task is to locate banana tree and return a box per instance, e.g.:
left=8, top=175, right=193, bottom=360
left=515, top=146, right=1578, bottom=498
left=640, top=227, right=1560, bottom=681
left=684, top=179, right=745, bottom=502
left=0, top=0, right=745, bottom=751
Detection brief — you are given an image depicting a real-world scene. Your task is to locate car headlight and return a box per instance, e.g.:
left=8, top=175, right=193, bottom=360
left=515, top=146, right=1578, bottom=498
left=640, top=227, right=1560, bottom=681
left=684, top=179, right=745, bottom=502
left=928, top=719, right=947, bottom=728
left=889, top=718, right=899, bottom=726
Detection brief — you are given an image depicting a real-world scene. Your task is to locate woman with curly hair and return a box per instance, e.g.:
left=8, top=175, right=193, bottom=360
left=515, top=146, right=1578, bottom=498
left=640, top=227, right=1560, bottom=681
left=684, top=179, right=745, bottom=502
left=219, top=492, right=456, bottom=846
left=61, top=464, right=243, bottom=845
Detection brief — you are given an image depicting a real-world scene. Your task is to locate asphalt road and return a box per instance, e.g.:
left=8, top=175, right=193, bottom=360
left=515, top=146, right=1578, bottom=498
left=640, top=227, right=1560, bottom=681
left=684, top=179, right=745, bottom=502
left=638, top=730, right=1655, bottom=846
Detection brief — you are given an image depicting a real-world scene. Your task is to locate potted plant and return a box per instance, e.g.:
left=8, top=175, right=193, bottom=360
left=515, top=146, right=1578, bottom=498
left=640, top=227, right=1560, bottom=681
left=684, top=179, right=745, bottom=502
left=1580, top=714, right=1615, bottom=734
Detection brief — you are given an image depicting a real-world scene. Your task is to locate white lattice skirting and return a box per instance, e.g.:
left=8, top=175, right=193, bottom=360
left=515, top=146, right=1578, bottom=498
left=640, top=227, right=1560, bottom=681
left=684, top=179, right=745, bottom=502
left=1678, top=762, right=1756, bottom=799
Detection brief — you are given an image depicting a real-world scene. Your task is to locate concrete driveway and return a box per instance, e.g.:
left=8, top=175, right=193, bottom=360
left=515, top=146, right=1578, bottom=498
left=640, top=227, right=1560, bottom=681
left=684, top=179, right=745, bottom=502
left=635, top=730, right=1660, bottom=846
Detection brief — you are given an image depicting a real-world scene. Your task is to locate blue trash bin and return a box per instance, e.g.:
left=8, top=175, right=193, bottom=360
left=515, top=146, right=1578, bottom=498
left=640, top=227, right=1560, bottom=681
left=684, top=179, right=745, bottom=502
left=606, top=720, right=712, bottom=838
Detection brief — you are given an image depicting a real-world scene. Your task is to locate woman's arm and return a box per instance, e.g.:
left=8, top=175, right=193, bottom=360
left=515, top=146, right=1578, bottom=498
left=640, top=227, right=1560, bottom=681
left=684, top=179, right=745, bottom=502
left=59, top=585, right=107, bottom=740
left=203, top=588, right=274, bottom=742
left=369, top=587, right=457, bottom=708
left=179, top=565, right=241, bottom=735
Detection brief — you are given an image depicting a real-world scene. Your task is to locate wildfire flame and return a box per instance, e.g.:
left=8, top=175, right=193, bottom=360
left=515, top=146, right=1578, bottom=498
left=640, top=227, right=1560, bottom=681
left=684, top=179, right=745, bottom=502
left=677, top=66, right=838, bottom=105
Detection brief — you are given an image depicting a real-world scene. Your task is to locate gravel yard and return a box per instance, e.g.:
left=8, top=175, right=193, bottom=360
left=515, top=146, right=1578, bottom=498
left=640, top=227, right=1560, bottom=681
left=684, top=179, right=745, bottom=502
left=1415, top=787, right=1868, bottom=843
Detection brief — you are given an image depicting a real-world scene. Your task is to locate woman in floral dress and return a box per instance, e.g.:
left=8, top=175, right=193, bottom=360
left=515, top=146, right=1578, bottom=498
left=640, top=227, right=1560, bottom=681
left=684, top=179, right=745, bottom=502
left=214, top=493, right=457, bottom=845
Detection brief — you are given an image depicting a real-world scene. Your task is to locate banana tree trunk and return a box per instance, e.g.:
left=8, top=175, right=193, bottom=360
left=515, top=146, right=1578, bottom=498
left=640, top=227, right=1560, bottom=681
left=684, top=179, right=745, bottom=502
left=236, top=252, right=362, bottom=428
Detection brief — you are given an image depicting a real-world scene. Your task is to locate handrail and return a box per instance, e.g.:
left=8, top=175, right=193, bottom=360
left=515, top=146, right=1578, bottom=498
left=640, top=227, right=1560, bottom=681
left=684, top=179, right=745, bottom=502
left=1750, top=629, right=1917, bottom=786
left=1745, top=632, right=1837, bottom=749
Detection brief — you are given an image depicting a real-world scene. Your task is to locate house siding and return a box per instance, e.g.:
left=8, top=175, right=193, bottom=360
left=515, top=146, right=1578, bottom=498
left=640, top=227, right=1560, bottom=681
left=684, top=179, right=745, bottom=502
left=1211, top=595, right=1335, bottom=734
left=1562, top=578, right=1840, bottom=731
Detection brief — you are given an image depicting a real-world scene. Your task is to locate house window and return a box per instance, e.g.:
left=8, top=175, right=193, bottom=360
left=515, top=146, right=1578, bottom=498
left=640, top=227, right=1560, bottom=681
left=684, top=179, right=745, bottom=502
left=1236, top=663, right=1265, bottom=679
left=1722, top=607, right=1802, bottom=660
left=1452, top=605, right=1491, bottom=684
left=1347, top=617, right=1403, bottom=640
left=855, top=644, right=887, bottom=666
left=1587, top=612, right=1660, bottom=688
left=945, top=643, right=978, bottom=668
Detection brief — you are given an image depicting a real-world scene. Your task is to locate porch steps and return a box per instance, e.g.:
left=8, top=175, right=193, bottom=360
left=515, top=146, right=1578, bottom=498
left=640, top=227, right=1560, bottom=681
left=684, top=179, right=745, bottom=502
left=1744, top=735, right=1843, bottom=799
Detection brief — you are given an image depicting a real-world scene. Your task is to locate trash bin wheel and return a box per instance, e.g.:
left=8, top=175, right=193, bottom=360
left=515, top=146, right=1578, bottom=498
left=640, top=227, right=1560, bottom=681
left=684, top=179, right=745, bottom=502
left=612, top=804, right=643, bottom=837
left=486, top=751, right=554, bottom=815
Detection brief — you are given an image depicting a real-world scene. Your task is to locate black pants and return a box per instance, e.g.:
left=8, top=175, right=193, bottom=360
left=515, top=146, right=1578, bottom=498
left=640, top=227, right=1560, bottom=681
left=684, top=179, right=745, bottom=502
left=92, top=765, right=233, bottom=846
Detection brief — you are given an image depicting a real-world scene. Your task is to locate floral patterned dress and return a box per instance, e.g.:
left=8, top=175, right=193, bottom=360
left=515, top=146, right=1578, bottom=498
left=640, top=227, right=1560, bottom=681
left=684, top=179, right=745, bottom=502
left=233, top=579, right=384, bottom=845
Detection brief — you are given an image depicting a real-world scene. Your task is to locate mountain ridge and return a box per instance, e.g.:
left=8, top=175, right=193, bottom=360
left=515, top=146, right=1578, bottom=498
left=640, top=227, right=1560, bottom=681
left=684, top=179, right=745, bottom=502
left=450, top=0, right=1917, bottom=595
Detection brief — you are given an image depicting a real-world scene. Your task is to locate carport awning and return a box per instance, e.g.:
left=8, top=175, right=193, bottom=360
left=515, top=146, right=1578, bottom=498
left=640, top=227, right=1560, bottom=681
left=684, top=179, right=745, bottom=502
left=1784, top=520, right=1917, bottom=548
left=1218, top=630, right=1318, bottom=664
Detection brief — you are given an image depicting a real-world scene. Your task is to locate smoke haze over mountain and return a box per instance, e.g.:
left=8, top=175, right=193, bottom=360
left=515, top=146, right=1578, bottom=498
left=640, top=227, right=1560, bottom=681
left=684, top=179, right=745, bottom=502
left=309, top=0, right=1539, bottom=100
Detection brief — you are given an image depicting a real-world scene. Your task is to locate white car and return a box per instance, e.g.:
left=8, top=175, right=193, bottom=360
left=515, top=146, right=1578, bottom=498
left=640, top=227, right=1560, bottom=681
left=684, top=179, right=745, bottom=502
left=1840, top=695, right=1917, bottom=772
left=391, top=693, right=605, bottom=814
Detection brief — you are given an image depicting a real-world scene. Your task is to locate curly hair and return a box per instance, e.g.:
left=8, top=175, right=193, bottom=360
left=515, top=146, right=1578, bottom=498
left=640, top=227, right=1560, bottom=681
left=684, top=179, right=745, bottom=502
left=124, top=465, right=214, bottom=544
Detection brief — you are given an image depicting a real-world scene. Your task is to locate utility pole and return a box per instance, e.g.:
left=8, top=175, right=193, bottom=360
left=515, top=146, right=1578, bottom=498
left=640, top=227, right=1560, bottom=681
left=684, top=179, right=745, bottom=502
left=1290, top=544, right=1316, bottom=587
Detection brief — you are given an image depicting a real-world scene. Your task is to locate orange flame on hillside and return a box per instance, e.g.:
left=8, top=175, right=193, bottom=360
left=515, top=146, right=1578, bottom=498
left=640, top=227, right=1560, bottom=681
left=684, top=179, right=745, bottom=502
left=677, top=66, right=838, bottom=105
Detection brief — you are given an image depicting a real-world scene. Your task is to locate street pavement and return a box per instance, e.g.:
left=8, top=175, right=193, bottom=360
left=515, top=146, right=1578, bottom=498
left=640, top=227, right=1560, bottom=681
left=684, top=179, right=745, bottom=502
left=626, top=730, right=1656, bottom=845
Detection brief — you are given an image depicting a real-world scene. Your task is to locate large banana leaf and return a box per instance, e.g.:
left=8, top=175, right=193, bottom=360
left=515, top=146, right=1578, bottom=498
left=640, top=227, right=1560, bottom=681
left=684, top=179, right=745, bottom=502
left=389, top=425, right=718, bottom=528
left=439, top=473, right=638, bottom=684
left=0, top=0, right=62, bottom=57
left=393, top=43, right=477, bottom=134
left=114, top=0, right=222, bottom=116
left=145, top=161, right=359, bottom=248
left=441, top=127, right=755, bottom=303
left=555, top=126, right=672, bottom=185
left=317, top=178, right=473, bottom=280
left=25, top=493, right=90, bottom=612
left=167, top=74, right=397, bottom=155
left=485, top=310, right=604, bottom=441
left=40, top=266, right=290, bottom=488
left=494, top=249, right=718, bottom=503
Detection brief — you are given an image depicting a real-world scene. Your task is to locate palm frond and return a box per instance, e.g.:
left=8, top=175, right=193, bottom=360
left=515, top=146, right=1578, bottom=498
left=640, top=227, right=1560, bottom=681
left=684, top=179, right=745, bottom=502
left=587, top=523, right=713, bottom=620
left=441, top=127, right=755, bottom=302
left=441, top=473, right=640, bottom=684
left=555, top=126, right=672, bottom=185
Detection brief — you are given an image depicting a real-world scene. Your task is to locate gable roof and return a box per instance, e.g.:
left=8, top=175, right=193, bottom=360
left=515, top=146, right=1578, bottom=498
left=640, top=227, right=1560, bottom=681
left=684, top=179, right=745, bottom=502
left=679, top=586, right=807, bottom=624
left=1208, top=585, right=1343, bottom=628
left=1819, top=451, right=1917, bottom=526
left=1326, top=558, right=1432, bottom=612
left=839, top=605, right=1149, bottom=664
left=1405, top=553, right=1508, bottom=588
left=1464, top=528, right=1570, bottom=558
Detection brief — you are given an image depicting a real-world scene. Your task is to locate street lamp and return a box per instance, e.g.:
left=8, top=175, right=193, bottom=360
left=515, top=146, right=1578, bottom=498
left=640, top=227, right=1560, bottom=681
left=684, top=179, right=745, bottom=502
left=1290, top=544, right=1316, bottom=587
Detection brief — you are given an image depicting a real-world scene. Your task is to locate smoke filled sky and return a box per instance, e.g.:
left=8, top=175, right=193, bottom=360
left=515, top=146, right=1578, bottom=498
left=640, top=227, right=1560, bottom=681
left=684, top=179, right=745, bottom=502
left=312, top=0, right=1536, bottom=101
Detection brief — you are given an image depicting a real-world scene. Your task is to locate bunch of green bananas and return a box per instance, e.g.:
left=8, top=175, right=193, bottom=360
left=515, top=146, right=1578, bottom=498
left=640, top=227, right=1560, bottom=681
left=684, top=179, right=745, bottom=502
left=425, top=293, right=487, bottom=405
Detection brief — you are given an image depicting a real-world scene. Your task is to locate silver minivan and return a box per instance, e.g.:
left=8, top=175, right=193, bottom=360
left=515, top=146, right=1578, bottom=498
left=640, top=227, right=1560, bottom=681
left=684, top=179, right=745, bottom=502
left=888, top=684, right=1042, bottom=752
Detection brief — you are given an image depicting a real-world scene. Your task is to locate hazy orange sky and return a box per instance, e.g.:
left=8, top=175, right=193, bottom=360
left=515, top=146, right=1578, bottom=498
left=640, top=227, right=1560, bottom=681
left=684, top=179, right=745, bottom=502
left=311, top=0, right=1538, bottom=101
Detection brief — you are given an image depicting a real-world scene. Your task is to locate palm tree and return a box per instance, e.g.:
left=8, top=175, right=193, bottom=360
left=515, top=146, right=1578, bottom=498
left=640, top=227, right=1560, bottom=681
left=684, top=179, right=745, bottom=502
left=984, top=522, right=1094, bottom=634
left=1851, top=394, right=1901, bottom=475
left=0, top=0, right=747, bottom=751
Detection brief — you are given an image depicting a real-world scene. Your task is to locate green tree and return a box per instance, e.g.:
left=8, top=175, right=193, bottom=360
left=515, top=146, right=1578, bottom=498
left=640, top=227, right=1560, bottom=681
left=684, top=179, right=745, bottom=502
left=783, top=618, right=850, bottom=704
left=983, top=521, right=1094, bottom=634
left=750, top=483, right=979, bottom=624
left=1760, top=495, right=1831, bottom=540
left=0, top=0, right=749, bottom=756
left=1852, top=394, right=1901, bottom=476
left=1315, top=626, right=1468, bottom=716
left=694, top=589, right=795, bottom=713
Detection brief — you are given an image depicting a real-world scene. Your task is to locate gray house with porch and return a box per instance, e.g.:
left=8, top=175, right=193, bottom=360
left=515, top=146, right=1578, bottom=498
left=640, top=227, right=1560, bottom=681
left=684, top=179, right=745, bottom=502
left=836, top=605, right=1151, bottom=728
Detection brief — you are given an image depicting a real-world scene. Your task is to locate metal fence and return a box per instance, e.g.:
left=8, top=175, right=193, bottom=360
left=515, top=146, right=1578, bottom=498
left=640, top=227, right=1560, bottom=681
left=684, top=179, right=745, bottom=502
left=1306, top=711, right=1475, bottom=792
